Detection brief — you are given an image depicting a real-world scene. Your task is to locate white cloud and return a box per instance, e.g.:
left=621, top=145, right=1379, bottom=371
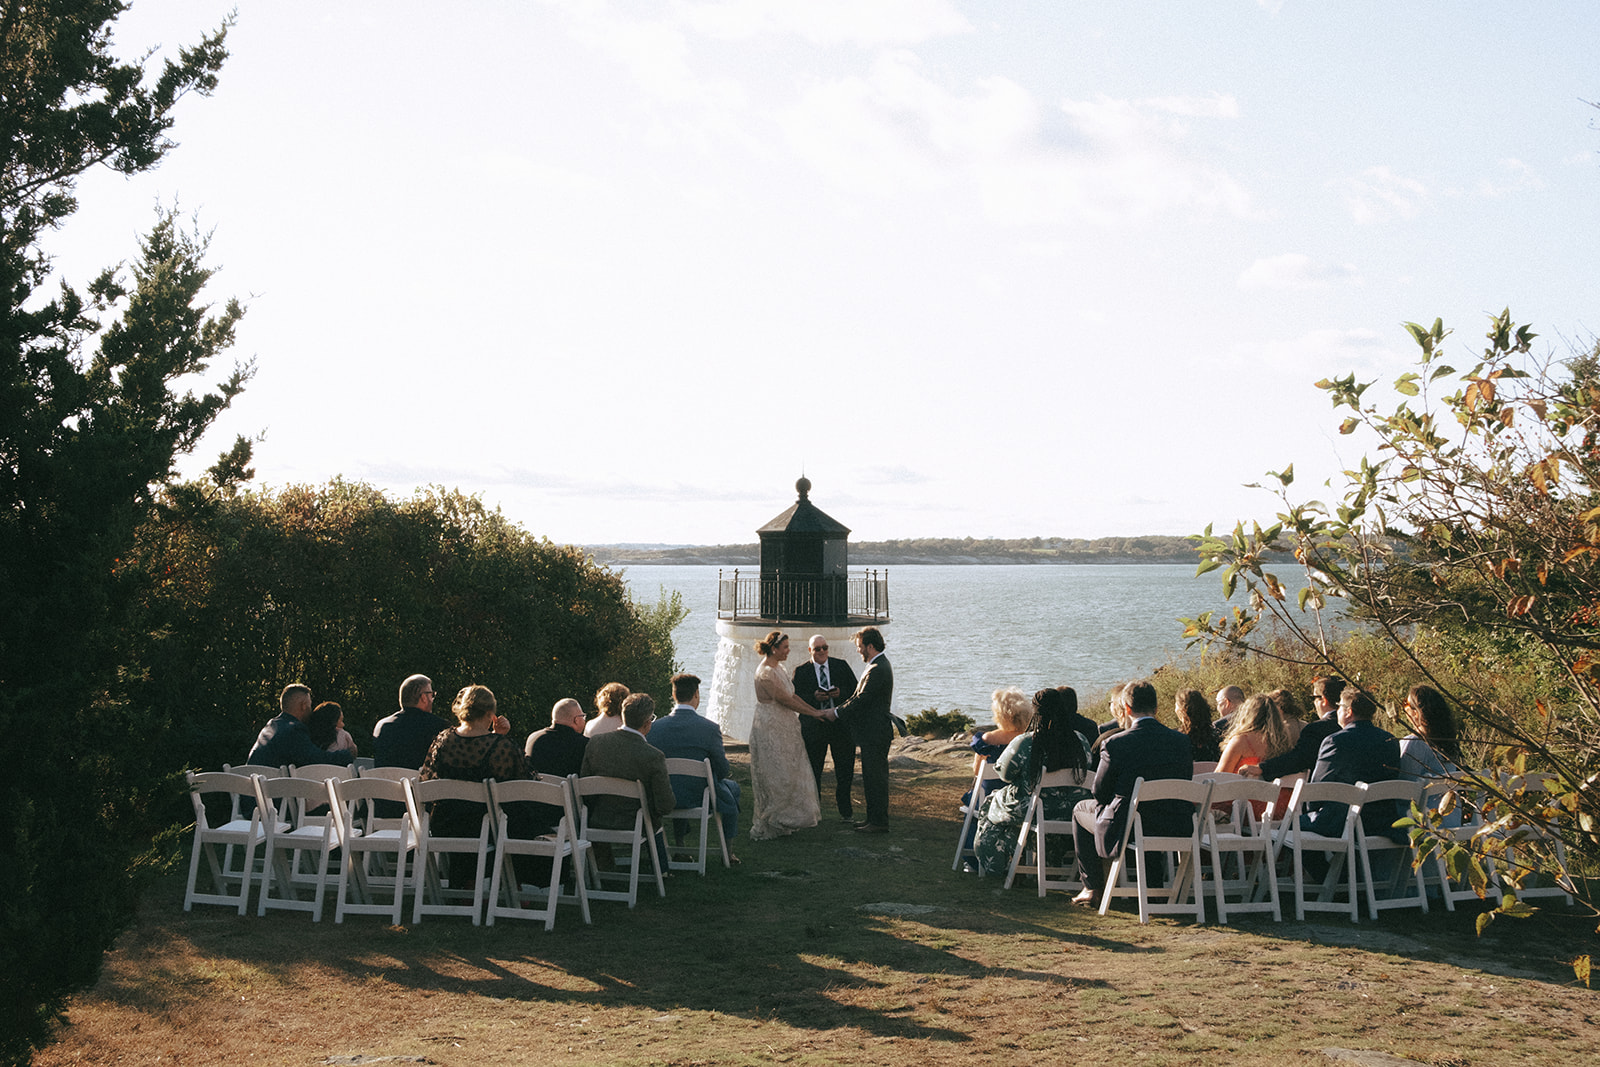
left=1238, top=253, right=1362, bottom=291
left=1336, top=166, right=1428, bottom=224
left=783, top=59, right=1252, bottom=225
left=682, top=0, right=971, bottom=46
left=1474, top=157, right=1544, bottom=197
left=1229, top=327, right=1396, bottom=376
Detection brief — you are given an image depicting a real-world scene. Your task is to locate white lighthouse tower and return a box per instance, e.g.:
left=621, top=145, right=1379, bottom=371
left=704, top=477, right=890, bottom=741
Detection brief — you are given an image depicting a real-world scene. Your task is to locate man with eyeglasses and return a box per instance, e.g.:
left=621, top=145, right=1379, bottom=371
left=792, top=635, right=859, bottom=823
left=373, top=673, right=454, bottom=769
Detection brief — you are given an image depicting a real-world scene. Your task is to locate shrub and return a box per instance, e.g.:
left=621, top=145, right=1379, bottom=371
left=905, top=707, right=976, bottom=738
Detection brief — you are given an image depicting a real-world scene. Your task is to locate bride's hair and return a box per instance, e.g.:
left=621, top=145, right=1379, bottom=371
left=755, top=631, right=787, bottom=656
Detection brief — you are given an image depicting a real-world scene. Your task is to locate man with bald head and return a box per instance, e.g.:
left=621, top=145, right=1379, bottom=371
left=525, top=697, right=590, bottom=779
left=1213, top=685, right=1245, bottom=737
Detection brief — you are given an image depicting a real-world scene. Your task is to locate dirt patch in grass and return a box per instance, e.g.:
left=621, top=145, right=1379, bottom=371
left=36, top=741, right=1600, bottom=1066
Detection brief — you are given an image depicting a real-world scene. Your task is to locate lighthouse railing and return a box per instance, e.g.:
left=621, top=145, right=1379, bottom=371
left=716, top=569, right=889, bottom=624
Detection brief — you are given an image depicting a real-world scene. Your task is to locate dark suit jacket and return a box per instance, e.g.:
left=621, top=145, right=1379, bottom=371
left=524, top=721, right=588, bottom=778
left=580, top=728, right=676, bottom=829
left=372, top=706, right=453, bottom=769
left=1306, top=719, right=1405, bottom=840
left=248, top=713, right=355, bottom=769
left=1258, top=712, right=1341, bottom=781
left=835, top=653, right=893, bottom=747
left=793, top=657, right=858, bottom=710
left=1089, top=716, right=1194, bottom=858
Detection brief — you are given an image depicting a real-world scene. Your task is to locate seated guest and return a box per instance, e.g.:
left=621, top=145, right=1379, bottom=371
left=306, top=700, right=356, bottom=756
left=1055, top=685, right=1100, bottom=749
left=373, top=674, right=453, bottom=769
left=523, top=698, right=591, bottom=835
left=420, top=684, right=532, bottom=884
left=1304, top=687, right=1406, bottom=842
left=1213, top=685, right=1245, bottom=737
left=526, top=698, right=589, bottom=777
left=1218, top=694, right=1301, bottom=775
left=1399, top=684, right=1463, bottom=828
left=969, top=687, right=1034, bottom=777
left=583, top=681, right=630, bottom=738
left=648, top=673, right=742, bottom=860
left=1087, top=684, right=1131, bottom=767
left=1070, top=680, right=1194, bottom=906
left=1218, top=694, right=1302, bottom=818
left=248, top=684, right=355, bottom=769
left=1399, top=684, right=1461, bottom=780
left=972, top=687, right=1091, bottom=876
left=956, top=687, right=1035, bottom=870
left=580, top=693, right=676, bottom=862
left=1175, top=689, right=1220, bottom=763
left=1244, top=676, right=1346, bottom=783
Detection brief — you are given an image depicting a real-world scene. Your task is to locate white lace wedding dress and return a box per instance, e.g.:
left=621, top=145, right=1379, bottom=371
left=749, top=663, right=822, bottom=839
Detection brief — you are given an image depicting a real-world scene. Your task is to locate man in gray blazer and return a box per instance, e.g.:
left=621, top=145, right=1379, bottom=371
left=580, top=693, right=676, bottom=834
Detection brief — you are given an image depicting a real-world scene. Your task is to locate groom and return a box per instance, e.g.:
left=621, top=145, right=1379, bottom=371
left=833, top=626, right=893, bottom=834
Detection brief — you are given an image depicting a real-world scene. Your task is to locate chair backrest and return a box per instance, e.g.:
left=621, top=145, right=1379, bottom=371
left=403, top=777, right=492, bottom=838
left=1205, top=777, right=1283, bottom=831
left=255, top=774, right=340, bottom=826
left=488, top=777, right=569, bottom=820
left=1193, top=761, right=1219, bottom=775
left=359, top=766, right=421, bottom=783
left=1197, top=771, right=1243, bottom=784
left=188, top=770, right=259, bottom=829
left=574, top=775, right=649, bottom=833
left=225, top=763, right=284, bottom=778
left=1036, top=767, right=1086, bottom=790
left=330, top=774, right=408, bottom=824
left=290, top=763, right=358, bottom=782
left=977, top=761, right=1005, bottom=783
left=1286, top=779, right=1366, bottom=838
left=1125, top=776, right=1211, bottom=845
left=1356, top=779, right=1424, bottom=805
left=664, top=757, right=714, bottom=808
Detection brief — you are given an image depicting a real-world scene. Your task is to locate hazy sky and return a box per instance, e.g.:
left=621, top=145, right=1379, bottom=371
left=52, top=1, right=1599, bottom=545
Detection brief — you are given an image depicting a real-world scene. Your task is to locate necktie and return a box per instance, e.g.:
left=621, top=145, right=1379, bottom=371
left=818, top=663, right=830, bottom=704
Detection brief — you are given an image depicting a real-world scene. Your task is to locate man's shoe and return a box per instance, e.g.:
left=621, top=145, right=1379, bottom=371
left=1069, top=887, right=1100, bottom=907
left=855, top=822, right=889, bottom=834
left=838, top=814, right=857, bottom=824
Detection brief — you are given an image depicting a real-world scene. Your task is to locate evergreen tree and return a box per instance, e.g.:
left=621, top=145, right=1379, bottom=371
left=0, top=4, right=241, bottom=1059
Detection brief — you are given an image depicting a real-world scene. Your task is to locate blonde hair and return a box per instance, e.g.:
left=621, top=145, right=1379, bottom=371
left=594, top=682, right=629, bottom=719
left=1225, top=694, right=1296, bottom=759
left=991, top=687, right=1034, bottom=733
left=452, top=684, right=497, bottom=724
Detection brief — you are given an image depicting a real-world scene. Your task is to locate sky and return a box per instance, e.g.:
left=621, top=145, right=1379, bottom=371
left=49, top=0, right=1600, bottom=546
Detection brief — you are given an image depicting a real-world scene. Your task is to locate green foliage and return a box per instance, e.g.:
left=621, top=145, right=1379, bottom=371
left=1183, top=310, right=1600, bottom=948
left=905, top=707, right=976, bottom=738
left=0, top=7, right=240, bottom=1062
left=126, top=480, right=683, bottom=771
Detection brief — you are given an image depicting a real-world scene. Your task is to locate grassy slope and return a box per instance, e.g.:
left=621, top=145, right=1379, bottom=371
left=36, top=743, right=1599, bottom=1067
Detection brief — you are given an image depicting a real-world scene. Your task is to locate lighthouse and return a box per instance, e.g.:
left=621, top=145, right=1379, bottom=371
left=704, top=478, right=890, bottom=741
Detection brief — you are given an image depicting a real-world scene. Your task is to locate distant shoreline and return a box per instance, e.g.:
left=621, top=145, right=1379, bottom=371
left=580, top=533, right=1289, bottom=568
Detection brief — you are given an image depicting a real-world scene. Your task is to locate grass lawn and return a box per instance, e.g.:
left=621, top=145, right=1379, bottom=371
left=35, top=740, right=1600, bottom=1066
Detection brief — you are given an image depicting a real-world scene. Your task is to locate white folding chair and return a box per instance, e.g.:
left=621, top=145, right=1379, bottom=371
left=486, top=778, right=592, bottom=929
left=1418, top=777, right=1499, bottom=910
left=1281, top=779, right=1364, bottom=922
left=221, top=763, right=285, bottom=872
left=575, top=775, right=667, bottom=907
left=1003, top=769, right=1083, bottom=895
left=1494, top=771, right=1576, bottom=906
left=253, top=775, right=345, bottom=920
left=404, top=777, right=492, bottom=924
left=184, top=771, right=279, bottom=914
left=1354, top=780, right=1429, bottom=919
left=355, top=765, right=422, bottom=832
left=1099, top=777, right=1212, bottom=924
left=329, top=776, right=415, bottom=924
left=1201, top=777, right=1284, bottom=922
left=952, top=761, right=1004, bottom=871
left=662, top=757, right=732, bottom=875
left=1192, top=761, right=1220, bottom=775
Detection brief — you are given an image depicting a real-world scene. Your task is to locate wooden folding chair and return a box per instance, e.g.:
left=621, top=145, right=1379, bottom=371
left=575, top=775, right=666, bottom=907
left=952, top=761, right=1004, bottom=871
left=329, top=776, right=415, bottom=924
left=1003, top=768, right=1083, bottom=895
left=1099, top=777, right=1212, bottom=924
left=486, top=778, right=592, bottom=929
left=662, top=758, right=732, bottom=875
left=404, top=777, right=492, bottom=924
left=184, top=771, right=279, bottom=914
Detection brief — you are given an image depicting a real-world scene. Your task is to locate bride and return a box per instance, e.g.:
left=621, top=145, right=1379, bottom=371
left=750, top=630, right=828, bottom=839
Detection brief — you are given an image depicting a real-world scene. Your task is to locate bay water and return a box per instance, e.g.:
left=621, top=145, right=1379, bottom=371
left=619, top=564, right=1311, bottom=721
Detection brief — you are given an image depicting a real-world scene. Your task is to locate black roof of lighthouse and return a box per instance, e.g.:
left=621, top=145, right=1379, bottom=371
left=756, top=477, right=850, bottom=536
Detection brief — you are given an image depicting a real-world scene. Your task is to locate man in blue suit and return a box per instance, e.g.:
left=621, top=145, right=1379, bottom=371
left=1303, top=687, right=1405, bottom=841
left=1070, top=680, right=1194, bottom=906
left=647, top=673, right=741, bottom=856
